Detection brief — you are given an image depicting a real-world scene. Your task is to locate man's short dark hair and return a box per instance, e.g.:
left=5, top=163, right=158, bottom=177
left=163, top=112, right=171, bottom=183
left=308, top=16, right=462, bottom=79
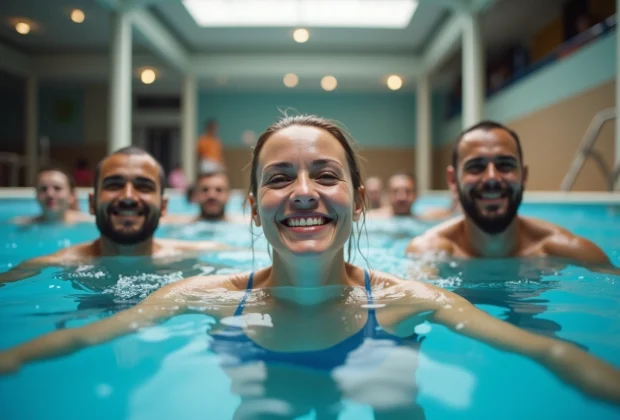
left=37, top=165, right=76, bottom=191
left=451, top=120, right=523, bottom=169
left=388, top=171, right=417, bottom=187
left=93, top=146, right=166, bottom=195
left=196, top=168, right=229, bottom=184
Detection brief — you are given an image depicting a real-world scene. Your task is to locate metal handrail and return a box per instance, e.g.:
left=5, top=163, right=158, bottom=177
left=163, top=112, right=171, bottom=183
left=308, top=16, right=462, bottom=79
left=560, top=108, right=618, bottom=191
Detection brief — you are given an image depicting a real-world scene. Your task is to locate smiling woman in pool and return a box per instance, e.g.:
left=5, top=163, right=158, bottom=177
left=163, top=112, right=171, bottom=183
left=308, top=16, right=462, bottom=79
left=1, top=116, right=619, bottom=412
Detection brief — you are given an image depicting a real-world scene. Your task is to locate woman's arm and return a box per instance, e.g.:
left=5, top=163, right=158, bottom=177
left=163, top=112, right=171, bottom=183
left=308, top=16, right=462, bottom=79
left=430, top=292, right=620, bottom=405
left=0, top=275, right=232, bottom=373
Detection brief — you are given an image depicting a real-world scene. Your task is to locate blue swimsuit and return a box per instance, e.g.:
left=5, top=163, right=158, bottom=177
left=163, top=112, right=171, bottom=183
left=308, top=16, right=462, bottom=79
left=210, top=270, right=423, bottom=371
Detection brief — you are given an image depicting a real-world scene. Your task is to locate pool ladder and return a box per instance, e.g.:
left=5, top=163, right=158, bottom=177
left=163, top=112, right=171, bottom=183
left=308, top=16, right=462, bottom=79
left=560, top=108, right=620, bottom=191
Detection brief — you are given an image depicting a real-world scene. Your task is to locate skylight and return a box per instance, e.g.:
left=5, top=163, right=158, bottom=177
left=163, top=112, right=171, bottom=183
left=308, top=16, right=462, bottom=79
left=182, top=0, right=418, bottom=28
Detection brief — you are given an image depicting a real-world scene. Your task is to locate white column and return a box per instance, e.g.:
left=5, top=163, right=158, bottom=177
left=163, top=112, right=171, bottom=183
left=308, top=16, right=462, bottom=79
left=181, top=74, right=197, bottom=183
left=107, top=12, right=132, bottom=154
left=416, top=75, right=432, bottom=193
left=461, top=12, right=485, bottom=128
left=25, top=75, right=38, bottom=186
left=616, top=0, right=620, bottom=187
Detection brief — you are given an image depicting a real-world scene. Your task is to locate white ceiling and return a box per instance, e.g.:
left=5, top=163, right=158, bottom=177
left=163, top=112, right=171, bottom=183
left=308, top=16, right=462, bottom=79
left=0, top=0, right=573, bottom=92
left=154, top=1, right=447, bottom=54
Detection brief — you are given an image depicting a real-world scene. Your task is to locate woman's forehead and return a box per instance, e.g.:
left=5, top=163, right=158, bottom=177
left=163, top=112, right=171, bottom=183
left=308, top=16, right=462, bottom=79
left=259, top=125, right=347, bottom=165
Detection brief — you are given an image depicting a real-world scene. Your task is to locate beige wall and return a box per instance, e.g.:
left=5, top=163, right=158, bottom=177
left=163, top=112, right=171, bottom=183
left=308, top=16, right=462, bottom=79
left=433, top=81, right=616, bottom=191
left=507, top=81, right=615, bottom=191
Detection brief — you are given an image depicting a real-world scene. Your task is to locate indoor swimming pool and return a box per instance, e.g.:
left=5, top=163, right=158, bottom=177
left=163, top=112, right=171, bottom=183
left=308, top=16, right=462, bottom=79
left=0, top=193, right=619, bottom=420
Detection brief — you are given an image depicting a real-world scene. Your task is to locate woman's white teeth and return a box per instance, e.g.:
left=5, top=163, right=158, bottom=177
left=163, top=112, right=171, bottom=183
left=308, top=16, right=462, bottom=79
left=287, top=217, right=326, bottom=227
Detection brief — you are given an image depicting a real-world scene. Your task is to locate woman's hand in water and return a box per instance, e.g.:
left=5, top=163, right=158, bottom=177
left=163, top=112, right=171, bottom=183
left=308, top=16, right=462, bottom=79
left=0, top=350, right=21, bottom=374
left=427, top=289, right=620, bottom=405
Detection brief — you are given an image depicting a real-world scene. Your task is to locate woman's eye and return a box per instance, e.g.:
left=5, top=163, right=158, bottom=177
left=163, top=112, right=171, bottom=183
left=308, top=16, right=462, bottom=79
left=317, top=172, right=338, bottom=180
left=267, top=175, right=289, bottom=184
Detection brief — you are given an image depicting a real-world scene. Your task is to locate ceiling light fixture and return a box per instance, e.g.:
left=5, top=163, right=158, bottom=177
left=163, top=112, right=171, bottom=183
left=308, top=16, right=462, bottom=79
left=140, top=68, right=157, bottom=84
left=386, top=75, right=403, bottom=90
left=71, top=9, right=85, bottom=24
left=15, top=22, right=31, bottom=35
left=283, top=73, right=299, bottom=88
left=321, top=76, right=337, bottom=92
left=183, top=0, right=418, bottom=28
left=293, top=28, right=309, bottom=43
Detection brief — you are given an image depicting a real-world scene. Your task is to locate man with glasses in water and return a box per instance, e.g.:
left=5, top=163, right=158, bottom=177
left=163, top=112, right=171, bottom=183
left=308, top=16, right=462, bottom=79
left=1, top=146, right=226, bottom=286
left=406, top=120, right=610, bottom=264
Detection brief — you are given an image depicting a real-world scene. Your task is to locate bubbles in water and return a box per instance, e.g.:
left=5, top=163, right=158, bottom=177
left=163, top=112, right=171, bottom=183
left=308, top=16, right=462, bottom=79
left=414, top=323, right=432, bottom=334
left=578, top=276, right=584, bottom=280
left=103, top=271, right=185, bottom=300
left=95, top=384, right=113, bottom=398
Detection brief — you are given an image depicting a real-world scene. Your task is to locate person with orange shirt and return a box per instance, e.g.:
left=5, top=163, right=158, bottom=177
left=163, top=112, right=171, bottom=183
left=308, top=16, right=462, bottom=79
left=197, top=119, right=225, bottom=173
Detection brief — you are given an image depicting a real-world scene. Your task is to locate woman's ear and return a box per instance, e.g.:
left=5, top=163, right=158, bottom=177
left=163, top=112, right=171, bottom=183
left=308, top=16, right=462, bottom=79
left=353, top=185, right=365, bottom=222
left=248, top=193, right=261, bottom=227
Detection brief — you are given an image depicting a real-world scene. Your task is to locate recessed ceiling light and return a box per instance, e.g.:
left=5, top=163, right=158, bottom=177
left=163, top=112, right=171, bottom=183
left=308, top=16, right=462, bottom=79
left=321, top=76, right=337, bottom=92
left=386, top=75, right=403, bottom=90
left=141, top=68, right=157, bottom=84
left=71, top=9, right=85, bottom=24
left=293, top=28, right=309, bottom=43
left=15, top=22, right=31, bottom=35
left=183, top=0, right=418, bottom=28
left=283, top=73, right=299, bottom=88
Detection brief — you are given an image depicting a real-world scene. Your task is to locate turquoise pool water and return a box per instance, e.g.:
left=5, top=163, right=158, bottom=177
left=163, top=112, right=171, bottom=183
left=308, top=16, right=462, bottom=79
left=0, top=194, right=619, bottom=419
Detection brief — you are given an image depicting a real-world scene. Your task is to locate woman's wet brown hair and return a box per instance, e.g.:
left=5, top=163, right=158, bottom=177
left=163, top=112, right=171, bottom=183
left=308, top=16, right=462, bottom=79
left=249, top=114, right=364, bottom=203
left=248, top=114, right=368, bottom=263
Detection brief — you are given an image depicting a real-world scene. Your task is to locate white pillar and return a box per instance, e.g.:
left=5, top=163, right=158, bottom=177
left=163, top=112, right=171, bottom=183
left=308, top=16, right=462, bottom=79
left=108, top=12, right=132, bottom=154
left=616, top=0, right=620, bottom=186
left=25, top=75, right=38, bottom=186
left=461, top=12, right=485, bottom=128
left=416, top=75, right=432, bottom=193
left=181, top=74, right=197, bottom=183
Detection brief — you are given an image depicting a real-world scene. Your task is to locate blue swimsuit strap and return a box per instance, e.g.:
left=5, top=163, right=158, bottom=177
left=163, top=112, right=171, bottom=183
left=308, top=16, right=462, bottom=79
left=234, top=270, right=375, bottom=317
left=233, top=272, right=254, bottom=317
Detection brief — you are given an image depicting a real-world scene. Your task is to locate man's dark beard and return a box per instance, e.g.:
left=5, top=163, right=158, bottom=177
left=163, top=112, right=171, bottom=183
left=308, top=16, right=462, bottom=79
left=457, top=179, right=522, bottom=235
left=200, top=202, right=225, bottom=221
left=95, top=199, right=161, bottom=245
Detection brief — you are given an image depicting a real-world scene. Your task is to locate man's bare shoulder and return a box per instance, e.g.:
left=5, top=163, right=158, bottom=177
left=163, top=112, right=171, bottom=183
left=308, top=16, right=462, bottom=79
left=405, top=216, right=463, bottom=256
left=521, top=217, right=610, bottom=264
left=20, top=242, right=94, bottom=268
left=11, top=216, right=39, bottom=226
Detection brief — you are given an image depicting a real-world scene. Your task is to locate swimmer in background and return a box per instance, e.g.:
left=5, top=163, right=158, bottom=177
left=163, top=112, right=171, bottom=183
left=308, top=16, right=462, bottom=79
left=364, top=176, right=385, bottom=209
left=368, top=171, right=456, bottom=221
left=162, top=169, right=246, bottom=224
left=11, top=166, right=93, bottom=226
left=406, top=120, right=611, bottom=265
left=1, top=147, right=227, bottom=286
left=1, top=115, right=619, bottom=414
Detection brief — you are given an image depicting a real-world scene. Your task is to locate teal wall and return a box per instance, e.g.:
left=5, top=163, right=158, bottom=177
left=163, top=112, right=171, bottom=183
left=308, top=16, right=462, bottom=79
left=39, top=86, right=85, bottom=145
left=440, top=30, right=616, bottom=145
left=198, top=91, right=446, bottom=148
